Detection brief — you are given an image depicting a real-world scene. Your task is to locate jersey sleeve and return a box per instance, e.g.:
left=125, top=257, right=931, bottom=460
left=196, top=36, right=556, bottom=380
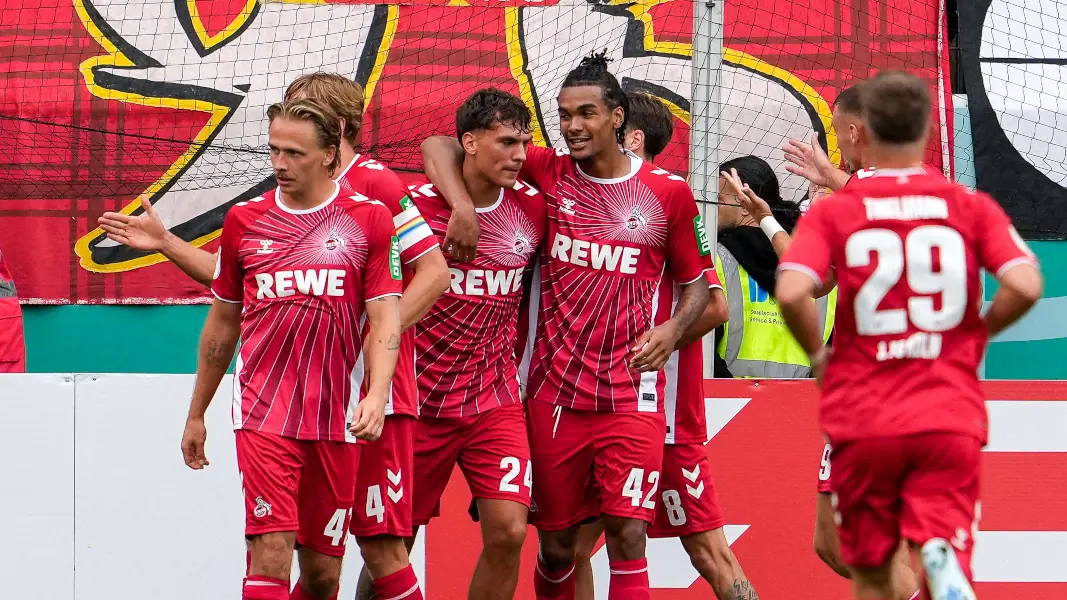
left=514, top=179, right=549, bottom=245
left=211, top=209, right=244, bottom=304
left=974, top=191, right=1038, bottom=277
left=362, top=205, right=405, bottom=302
left=664, top=184, right=714, bottom=285
left=519, top=145, right=563, bottom=193
left=705, top=267, right=723, bottom=290
left=369, top=172, right=439, bottom=264
left=779, top=197, right=835, bottom=285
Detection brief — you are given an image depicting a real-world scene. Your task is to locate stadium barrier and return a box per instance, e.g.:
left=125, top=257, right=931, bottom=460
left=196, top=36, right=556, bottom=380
left=1, top=375, right=1064, bottom=599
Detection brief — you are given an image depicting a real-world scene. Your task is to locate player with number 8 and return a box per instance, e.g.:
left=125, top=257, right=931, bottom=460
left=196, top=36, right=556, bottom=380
left=776, top=70, right=1043, bottom=600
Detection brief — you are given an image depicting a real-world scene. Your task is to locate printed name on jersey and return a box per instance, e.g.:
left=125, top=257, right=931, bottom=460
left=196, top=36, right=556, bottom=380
left=876, top=332, right=943, bottom=361
left=448, top=266, right=525, bottom=296
left=255, top=269, right=347, bottom=299
left=549, top=232, right=640, bottom=274
left=864, top=196, right=949, bottom=221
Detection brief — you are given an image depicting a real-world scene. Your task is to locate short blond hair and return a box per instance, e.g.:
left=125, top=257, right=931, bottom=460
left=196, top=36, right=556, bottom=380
left=267, top=98, right=342, bottom=172
left=285, top=72, right=365, bottom=147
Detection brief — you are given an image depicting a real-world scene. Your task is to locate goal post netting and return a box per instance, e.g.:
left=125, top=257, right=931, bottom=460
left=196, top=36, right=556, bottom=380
left=0, top=0, right=1052, bottom=303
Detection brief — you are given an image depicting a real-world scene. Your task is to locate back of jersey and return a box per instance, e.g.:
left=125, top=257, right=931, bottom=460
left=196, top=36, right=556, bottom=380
left=781, top=167, right=1036, bottom=445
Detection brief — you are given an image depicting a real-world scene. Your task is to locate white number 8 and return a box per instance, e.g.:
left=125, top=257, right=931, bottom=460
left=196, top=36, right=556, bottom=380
left=846, top=225, right=967, bottom=336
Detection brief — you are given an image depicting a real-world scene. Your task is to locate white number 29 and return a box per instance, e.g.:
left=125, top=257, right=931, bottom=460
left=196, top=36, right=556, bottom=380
left=846, top=225, right=967, bottom=336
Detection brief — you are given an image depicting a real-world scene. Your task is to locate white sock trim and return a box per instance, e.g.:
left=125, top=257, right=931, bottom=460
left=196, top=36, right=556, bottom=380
left=382, top=582, right=420, bottom=600
left=609, top=567, right=649, bottom=575
left=536, top=560, right=576, bottom=584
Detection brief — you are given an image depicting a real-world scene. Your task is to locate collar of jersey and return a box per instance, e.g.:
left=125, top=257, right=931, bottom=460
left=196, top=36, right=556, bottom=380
left=275, top=180, right=341, bottom=215
left=867, top=166, right=927, bottom=178
left=475, top=188, right=505, bottom=214
left=575, top=149, right=643, bottom=184
left=334, top=154, right=360, bottom=181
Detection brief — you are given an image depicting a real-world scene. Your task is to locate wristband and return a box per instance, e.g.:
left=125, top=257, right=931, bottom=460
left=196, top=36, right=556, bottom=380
left=759, top=215, right=785, bottom=240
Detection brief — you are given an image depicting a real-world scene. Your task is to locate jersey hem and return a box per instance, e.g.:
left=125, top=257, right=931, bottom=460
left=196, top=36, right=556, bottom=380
left=995, top=257, right=1038, bottom=279
left=403, top=244, right=439, bottom=265
left=211, top=290, right=241, bottom=304
left=778, top=262, right=823, bottom=286
left=366, top=291, right=403, bottom=302
left=232, top=423, right=358, bottom=444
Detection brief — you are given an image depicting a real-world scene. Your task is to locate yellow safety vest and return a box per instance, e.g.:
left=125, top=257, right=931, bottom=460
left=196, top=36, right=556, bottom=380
left=715, top=245, right=837, bottom=378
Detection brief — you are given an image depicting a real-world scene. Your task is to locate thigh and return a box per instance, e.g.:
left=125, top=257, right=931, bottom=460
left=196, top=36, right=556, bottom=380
left=350, top=415, right=415, bottom=538
left=411, top=416, right=465, bottom=527
left=648, top=444, right=725, bottom=538
left=297, top=440, right=359, bottom=557
left=832, top=437, right=909, bottom=570
left=592, top=411, right=666, bottom=524
left=460, top=404, right=532, bottom=508
left=900, top=433, right=981, bottom=580
left=527, top=400, right=598, bottom=531
left=236, top=430, right=302, bottom=537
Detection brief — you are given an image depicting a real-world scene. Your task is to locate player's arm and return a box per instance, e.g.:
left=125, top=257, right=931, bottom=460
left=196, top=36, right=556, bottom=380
left=353, top=295, right=401, bottom=441
left=676, top=286, right=728, bottom=349
left=182, top=299, right=241, bottom=470
left=400, top=250, right=449, bottom=331
left=783, top=133, right=851, bottom=192
left=421, top=136, right=479, bottom=262
left=974, top=194, right=1044, bottom=336
left=776, top=204, right=835, bottom=384
left=99, top=196, right=217, bottom=287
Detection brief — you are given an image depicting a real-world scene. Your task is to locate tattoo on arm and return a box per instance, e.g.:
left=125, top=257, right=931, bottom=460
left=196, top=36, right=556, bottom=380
left=204, top=337, right=231, bottom=369
left=671, top=281, right=708, bottom=331
left=386, top=334, right=400, bottom=351
left=732, top=580, right=759, bottom=600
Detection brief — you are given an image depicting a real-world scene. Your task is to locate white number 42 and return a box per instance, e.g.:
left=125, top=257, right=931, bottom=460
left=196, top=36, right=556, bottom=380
left=623, top=468, right=660, bottom=509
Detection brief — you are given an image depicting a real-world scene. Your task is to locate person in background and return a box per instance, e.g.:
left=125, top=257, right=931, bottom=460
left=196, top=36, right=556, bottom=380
left=0, top=245, right=26, bottom=372
left=711, top=155, right=834, bottom=379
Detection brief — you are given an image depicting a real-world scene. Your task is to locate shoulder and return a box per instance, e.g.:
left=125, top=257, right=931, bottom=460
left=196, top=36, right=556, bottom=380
left=336, top=194, right=395, bottom=228
left=342, top=156, right=410, bottom=209
left=224, top=189, right=277, bottom=228
left=510, top=178, right=547, bottom=216
left=405, top=178, right=449, bottom=217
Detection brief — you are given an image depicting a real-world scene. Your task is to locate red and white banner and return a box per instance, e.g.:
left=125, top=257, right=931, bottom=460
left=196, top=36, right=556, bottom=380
left=419, top=380, right=1067, bottom=599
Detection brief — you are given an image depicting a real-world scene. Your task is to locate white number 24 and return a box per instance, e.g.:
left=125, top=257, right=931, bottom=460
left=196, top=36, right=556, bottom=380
left=846, top=225, right=967, bottom=336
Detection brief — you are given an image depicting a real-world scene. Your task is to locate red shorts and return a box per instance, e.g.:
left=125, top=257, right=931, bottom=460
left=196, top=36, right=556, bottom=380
left=648, top=443, right=726, bottom=538
left=235, top=430, right=358, bottom=557
left=831, top=433, right=981, bottom=575
left=527, top=400, right=666, bottom=531
left=349, top=415, right=415, bottom=538
left=817, top=442, right=833, bottom=494
left=412, top=403, right=531, bottom=526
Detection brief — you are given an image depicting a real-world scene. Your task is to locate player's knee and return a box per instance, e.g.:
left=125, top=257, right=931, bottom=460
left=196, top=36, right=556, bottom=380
left=813, top=533, right=850, bottom=578
left=603, top=518, right=647, bottom=561
left=539, top=531, right=579, bottom=570
left=359, top=538, right=409, bottom=577
left=483, top=518, right=527, bottom=558
left=247, top=533, right=293, bottom=579
left=299, top=569, right=341, bottom=599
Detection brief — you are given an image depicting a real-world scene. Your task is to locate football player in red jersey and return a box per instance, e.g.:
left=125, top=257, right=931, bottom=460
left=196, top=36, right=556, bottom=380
left=423, top=53, right=712, bottom=600
left=571, top=92, right=755, bottom=600
left=781, top=81, right=921, bottom=600
left=777, top=71, right=1043, bottom=600
left=100, top=74, right=447, bottom=600
left=181, top=98, right=403, bottom=600
left=403, top=88, right=546, bottom=600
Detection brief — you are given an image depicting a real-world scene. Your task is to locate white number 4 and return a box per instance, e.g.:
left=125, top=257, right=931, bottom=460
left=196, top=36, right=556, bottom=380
left=366, top=485, right=385, bottom=523
left=499, top=457, right=532, bottom=493
left=623, top=468, right=660, bottom=509
left=324, top=508, right=352, bottom=546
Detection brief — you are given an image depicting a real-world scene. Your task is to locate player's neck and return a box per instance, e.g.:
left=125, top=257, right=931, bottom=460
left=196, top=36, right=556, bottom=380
left=865, top=142, right=924, bottom=171
left=577, top=145, right=631, bottom=180
left=461, top=159, right=503, bottom=210
left=336, top=143, right=358, bottom=176
left=284, top=178, right=336, bottom=211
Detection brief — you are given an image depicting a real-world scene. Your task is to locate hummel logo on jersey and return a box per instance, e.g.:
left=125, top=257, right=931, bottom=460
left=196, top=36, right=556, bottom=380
left=257, top=240, right=274, bottom=255
left=253, top=496, right=272, bottom=518
left=255, top=269, right=346, bottom=299
left=550, top=232, right=640, bottom=274
left=449, top=267, right=524, bottom=296
left=559, top=198, right=577, bottom=216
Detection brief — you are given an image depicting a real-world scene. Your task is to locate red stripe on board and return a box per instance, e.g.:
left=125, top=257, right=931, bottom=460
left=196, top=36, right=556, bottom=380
left=982, top=452, right=1067, bottom=532
left=975, top=583, right=1067, bottom=599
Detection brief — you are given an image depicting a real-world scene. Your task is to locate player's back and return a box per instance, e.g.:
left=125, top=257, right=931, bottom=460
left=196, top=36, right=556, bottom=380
left=802, top=168, right=1031, bottom=445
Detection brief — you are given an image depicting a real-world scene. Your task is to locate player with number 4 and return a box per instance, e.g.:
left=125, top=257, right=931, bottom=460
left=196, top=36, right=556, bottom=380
left=776, top=71, right=1043, bottom=600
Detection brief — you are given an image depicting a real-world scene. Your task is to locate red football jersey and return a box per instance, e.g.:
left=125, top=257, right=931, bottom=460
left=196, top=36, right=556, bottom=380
left=336, top=155, right=439, bottom=417
left=212, top=183, right=403, bottom=442
left=780, top=167, right=1037, bottom=444
left=520, top=146, right=713, bottom=413
left=0, top=246, right=25, bottom=372
left=845, top=164, right=942, bottom=188
left=410, top=178, right=547, bottom=418
left=661, top=269, right=722, bottom=444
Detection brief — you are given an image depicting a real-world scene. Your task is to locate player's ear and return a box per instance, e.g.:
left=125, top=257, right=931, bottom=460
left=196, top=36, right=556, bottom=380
left=627, top=129, right=644, bottom=154
left=461, top=131, right=478, bottom=156
left=338, top=118, right=348, bottom=141
left=323, top=145, right=337, bottom=168
left=612, top=105, right=625, bottom=130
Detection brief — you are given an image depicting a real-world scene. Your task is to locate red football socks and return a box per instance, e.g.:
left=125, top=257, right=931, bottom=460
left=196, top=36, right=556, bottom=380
left=534, top=555, right=576, bottom=600
left=242, top=575, right=289, bottom=600
left=608, top=558, right=650, bottom=600
left=373, top=565, right=423, bottom=600
left=289, top=581, right=338, bottom=600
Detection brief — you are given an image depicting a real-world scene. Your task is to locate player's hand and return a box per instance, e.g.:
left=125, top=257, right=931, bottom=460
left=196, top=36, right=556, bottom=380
left=783, top=132, right=836, bottom=188
left=181, top=417, right=210, bottom=470
left=630, top=322, right=682, bottom=372
left=444, top=204, right=480, bottom=263
left=98, top=195, right=168, bottom=252
left=810, top=345, right=831, bottom=388
left=350, top=392, right=387, bottom=441
left=721, top=168, right=773, bottom=221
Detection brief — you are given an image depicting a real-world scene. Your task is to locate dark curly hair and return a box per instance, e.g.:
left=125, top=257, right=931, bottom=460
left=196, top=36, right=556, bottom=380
left=561, top=50, right=629, bottom=145
left=720, top=155, right=801, bottom=232
left=456, top=88, right=532, bottom=140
